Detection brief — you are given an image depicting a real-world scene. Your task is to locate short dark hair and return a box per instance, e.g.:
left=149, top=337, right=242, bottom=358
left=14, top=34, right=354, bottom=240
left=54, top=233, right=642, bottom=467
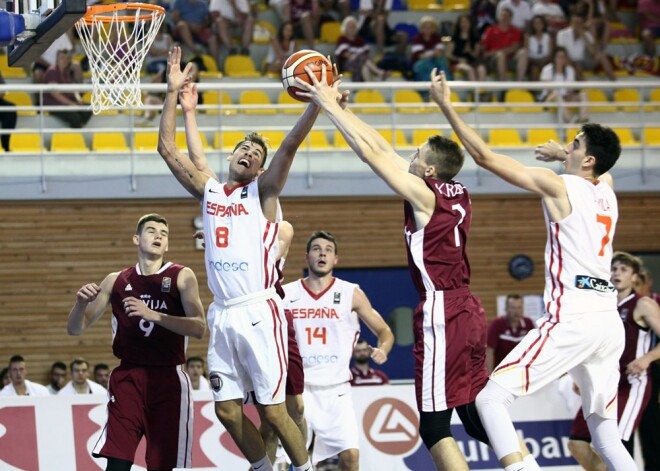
left=580, top=123, right=621, bottom=177
left=233, top=132, right=269, bottom=168
left=8, top=355, right=24, bottom=366
left=51, top=361, right=67, bottom=371
left=355, top=337, right=368, bottom=346
left=426, top=135, right=464, bottom=181
left=612, top=251, right=642, bottom=275
left=70, top=357, right=89, bottom=371
left=136, top=213, right=168, bottom=235
left=306, top=231, right=338, bottom=254
left=505, top=294, right=523, bottom=304
left=186, top=356, right=205, bottom=366
left=94, top=363, right=109, bottom=373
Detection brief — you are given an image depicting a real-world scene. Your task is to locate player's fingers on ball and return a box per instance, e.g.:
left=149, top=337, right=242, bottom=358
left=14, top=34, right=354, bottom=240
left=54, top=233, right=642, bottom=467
left=294, top=77, right=311, bottom=89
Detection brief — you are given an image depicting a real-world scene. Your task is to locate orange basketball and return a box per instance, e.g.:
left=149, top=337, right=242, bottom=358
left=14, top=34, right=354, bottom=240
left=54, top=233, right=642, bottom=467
left=281, top=50, right=333, bottom=102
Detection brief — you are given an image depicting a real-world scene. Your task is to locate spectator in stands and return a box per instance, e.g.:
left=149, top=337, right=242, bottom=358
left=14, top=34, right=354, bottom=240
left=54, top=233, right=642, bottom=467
left=584, top=0, right=610, bottom=53
left=93, top=363, right=110, bottom=390
left=42, top=49, right=92, bottom=129
left=46, top=361, right=68, bottom=395
left=58, top=357, right=107, bottom=395
left=171, top=0, right=219, bottom=62
left=411, top=15, right=452, bottom=82
left=145, top=22, right=174, bottom=75
left=350, top=338, right=389, bottom=386
left=538, top=46, right=589, bottom=123
left=186, top=356, right=211, bottom=390
left=32, top=29, right=76, bottom=85
left=266, top=21, right=298, bottom=75
left=479, top=7, right=528, bottom=81
left=638, top=0, right=660, bottom=58
left=496, top=0, right=533, bottom=32
left=486, top=294, right=534, bottom=373
left=0, top=72, right=17, bottom=152
left=210, top=0, right=255, bottom=56
left=0, top=355, right=49, bottom=396
left=357, top=0, right=395, bottom=55
left=287, top=0, right=321, bottom=49
left=525, top=15, right=554, bottom=81
left=555, top=11, right=616, bottom=80
left=0, top=367, right=9, bottom=390
left=471, top=0, right=498, bottom=39
left=446, top=14, right=487, bottom=81
left=335, top=16, right=387, bottom=82
left=532, top=0, right=567, bottom=33
left=376, top=29, right=413, bottom=80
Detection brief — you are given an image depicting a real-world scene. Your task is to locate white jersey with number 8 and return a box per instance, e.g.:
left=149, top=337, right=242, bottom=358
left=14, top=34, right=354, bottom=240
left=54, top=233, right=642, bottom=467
left=203, top=178, right=280, bottom=301
left=543, top=175, right=618, bottom=321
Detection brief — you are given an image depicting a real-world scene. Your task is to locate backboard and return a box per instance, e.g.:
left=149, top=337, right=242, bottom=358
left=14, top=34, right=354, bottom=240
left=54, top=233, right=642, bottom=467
left=7, top=0, right=87, bottom=67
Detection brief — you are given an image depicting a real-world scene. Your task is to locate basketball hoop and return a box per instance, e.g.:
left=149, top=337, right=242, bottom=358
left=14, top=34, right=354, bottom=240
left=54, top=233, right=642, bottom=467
left=75, top=3, right=166, bottom=114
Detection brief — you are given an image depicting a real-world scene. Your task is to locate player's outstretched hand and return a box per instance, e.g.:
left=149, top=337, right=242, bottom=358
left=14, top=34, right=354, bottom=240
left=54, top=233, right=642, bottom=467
left=124, top=296, right=159, bottom=322
left=429, top=68, right=452, bottom=108
left=369, top=345, right=388, bottom=365
left=535, top=140, right=568, bottom=162
left=179, top=81, right=199, bottom=113
left=166, top=46, right=193, bottom=93
left=76, top=283, right=101, bottom=304
left=626, top=357, right=650, bottom=377
left=295, top=63, right=343, bottom=108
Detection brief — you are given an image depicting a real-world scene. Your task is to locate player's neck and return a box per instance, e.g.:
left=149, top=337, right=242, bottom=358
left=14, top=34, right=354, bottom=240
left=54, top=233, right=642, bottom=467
left=73, top=381, right=88, bottom=394
left=138, top=257, right=165, bottom=275
left=354, top=362, right=370, bottom=373
left=13, top=381, right=27, bottom=395
left=617, top=287, right=634, bottom=302
left=304, top=273, right=334, bottom=293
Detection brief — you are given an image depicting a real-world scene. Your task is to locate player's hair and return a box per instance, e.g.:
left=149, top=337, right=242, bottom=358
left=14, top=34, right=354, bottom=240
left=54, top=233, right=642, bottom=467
left=51, top=361, right=66, bottom=371
left=426, top=135, right=465, bottom=181
left=612, top=251, right=642, bottom=275
left=69, top=357, right=89, bottom=371
left=186, top=356, right=205, bottom=366
left=8, top=355, right=24, bottom=366
left=306, top=230, right=338, bottom=254
left=355, top=337, right=368, bottom=346
left=580, top=123, right=621, bottom=177
left=505, top=293, right=522, bottom=304
left=0, top=367, right=8, bottom=383
left=135, top=213, right=168, bottom=235
left=233, top=132, right=269, bottom=168
left=94, top=363, right=109, bottom=374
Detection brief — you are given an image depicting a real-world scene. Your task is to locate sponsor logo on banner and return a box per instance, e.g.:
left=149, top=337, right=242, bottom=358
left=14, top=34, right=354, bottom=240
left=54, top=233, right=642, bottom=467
left=0, top=405, right=39, bottom=470
left=363, top=398, right=420, bottom=454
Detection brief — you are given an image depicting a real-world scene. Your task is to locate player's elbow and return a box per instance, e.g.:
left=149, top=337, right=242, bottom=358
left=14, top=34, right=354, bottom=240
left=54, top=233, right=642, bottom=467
left=191, top=320, right=206, bottom=339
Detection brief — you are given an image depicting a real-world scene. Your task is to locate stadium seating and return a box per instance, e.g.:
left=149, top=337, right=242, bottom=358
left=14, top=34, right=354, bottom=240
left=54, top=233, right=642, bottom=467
left=393, top=90, right=429, bottom=113
left=92, top=132, right=130, bottom=152
left=203, top=91, right=235, bottom=115
left=4, top=91, right=36, bottom=116
left=305, top=130, right=332, bottom=149
left=642, top=128, right=660, bottom=145
left=133, top=132, right=159, bottom=151
left=239, top=91, right=276, bottom=114
left=224, top=55, right=261, bottom=78
left=612, top=127, right=639, bottom=146
left=505, top=89, right=543, bottom=113
left=50, top=133, right=89, bottom=152
left=583, top=89, right=616, bottom=112
left=176, top=131, right=212, bottom=151
left=377, top=129, right=410, bottom=148
left=613, top=88, right=641, bottom=112
left=353, top=90, right=389, bottom=114
left=9, top=133, right=43, bottom=152
left=320, top=22, right=342, bottom=44
left=277, top=91, right=306, bottom=115
left=214, top=131, right=247, bottom=151
left=488, top=129, right=524, bottom=147
left=526, top=128, right=560, bottom=146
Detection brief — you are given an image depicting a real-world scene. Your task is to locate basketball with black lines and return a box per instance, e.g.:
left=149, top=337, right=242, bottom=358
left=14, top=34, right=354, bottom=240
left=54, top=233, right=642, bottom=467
left=282, top=50, right=334, bottom=102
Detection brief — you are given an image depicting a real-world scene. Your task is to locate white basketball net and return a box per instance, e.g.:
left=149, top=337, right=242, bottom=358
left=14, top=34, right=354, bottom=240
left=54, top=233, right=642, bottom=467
left=75, top=4, right=166, bottom=114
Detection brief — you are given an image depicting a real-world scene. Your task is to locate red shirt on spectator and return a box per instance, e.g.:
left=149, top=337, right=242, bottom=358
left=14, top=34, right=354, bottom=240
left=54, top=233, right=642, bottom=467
left=487, top=315, right=534, bottom=367
left=481, top=24, right=522, bottom=55
left=350, top=366, right=389, bottom=386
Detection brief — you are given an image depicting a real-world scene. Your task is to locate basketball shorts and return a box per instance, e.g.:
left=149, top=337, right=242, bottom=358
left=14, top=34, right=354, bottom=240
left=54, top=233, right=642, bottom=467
left=286, top=308, right=304, bottom=396
left=207, top=288, right=288, bottom=405
left=491, top=309, right=624, bottom=419
left=92, top=363, right=193, bottom=469
left=413, top=287, right=489, bottom=412
left=303, top=382, right=359, bottom=464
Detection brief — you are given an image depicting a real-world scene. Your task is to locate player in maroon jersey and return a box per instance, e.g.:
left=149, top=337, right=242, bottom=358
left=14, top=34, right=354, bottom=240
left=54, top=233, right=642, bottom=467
left=296, top=66, right=537, bottom=471
left=66, top=213, right=206, bottom=471
left=568, top=252, right=660, bottom=470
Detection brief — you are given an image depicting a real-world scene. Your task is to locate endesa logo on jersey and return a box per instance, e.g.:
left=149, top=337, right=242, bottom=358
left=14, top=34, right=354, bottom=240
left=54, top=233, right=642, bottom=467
left=208, top=260, right=249, bottom=272
left=290, top=307, right=339, bottom=319
left=205, top=201, right=249, bottom=217
left=302, top=354, right=339, bottom=366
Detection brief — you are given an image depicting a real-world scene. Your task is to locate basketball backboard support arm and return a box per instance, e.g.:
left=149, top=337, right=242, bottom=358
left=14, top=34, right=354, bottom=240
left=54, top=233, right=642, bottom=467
left=7, top=0, right=86, bottom=67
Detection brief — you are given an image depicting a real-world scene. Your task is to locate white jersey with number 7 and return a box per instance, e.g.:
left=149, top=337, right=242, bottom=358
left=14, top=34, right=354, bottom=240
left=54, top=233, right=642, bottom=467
left=543, top=175, right=618, bottom=322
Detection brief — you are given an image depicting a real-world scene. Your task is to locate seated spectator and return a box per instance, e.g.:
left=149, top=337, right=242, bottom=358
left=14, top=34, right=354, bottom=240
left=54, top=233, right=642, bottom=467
left=0, top=72, right=17, bottom=152
left=538, top=46, right=588, bottom=123
left=471, top=0, right=498, bottom=38
left=42, top=49, right=92, bottom=129
left=186, top=356, right=210, bottom=390
left=638, top=0, right=660, bottom=57
left=93, top=363, right=110, bottom=390
left=446, top=14, right=487, bottom=81
left=319, top=0, right=350, bottom=23
left=486, top=294, right=534, bottom=373
left=357, top=0, right=395, bottom=55
left=411, top=16, right=452, bottom=82
left=210, top=0, right=255, bottom=56
left=145, top=22, right=174, bottom=75
left=556, top=11, right=615, bottom=80
left=479, top=7, right=528, bottom=81
left=376, top=29, right=413, bottom=79
left=32, top=29, right=76, bottom=85
left=496, top=0, right=533, bottom=32
left=525, top=15, right=554, bottom=81
left=584, top=0, right=610, bottom=52
left=286, top=0, right=321, bottom=49
left=265, top=21, right=298, bottom=75
left=58, top=358, right=106, bottom=395
left=142, top=61, right=201, bottom=123
left=171, top=0, right=219, bottom=62
left=0, top=355, right=49, bottom=396
left=0, top=367, right=8, bottom=390
left=335, top=16, right=386, bottom=82
left=46, top=361, right=67, bottom=395
left=532, top=0, right=567, bottom=32
left=350, top=338, right=389, bottom=386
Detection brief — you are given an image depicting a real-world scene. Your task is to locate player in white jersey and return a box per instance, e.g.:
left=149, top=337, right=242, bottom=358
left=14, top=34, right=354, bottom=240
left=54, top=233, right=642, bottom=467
left=158, top=47, right=316, bottom=471
left=283, top=231, right=394, bottom=470
left=434, top=70, right=634, bottom=471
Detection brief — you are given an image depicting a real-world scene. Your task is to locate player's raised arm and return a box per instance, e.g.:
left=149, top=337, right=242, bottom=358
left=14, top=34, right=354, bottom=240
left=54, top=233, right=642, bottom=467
left=179, top=80, right=218, bottom=180
left=432, top=69, right=564, bottom=199
left=297, top=65, right=435, bottom=217
left=352, top=287, right=394, bottom=364
left=67, top=273, right=118, bottom=335
left=157, top=47, right=209, bottom=200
